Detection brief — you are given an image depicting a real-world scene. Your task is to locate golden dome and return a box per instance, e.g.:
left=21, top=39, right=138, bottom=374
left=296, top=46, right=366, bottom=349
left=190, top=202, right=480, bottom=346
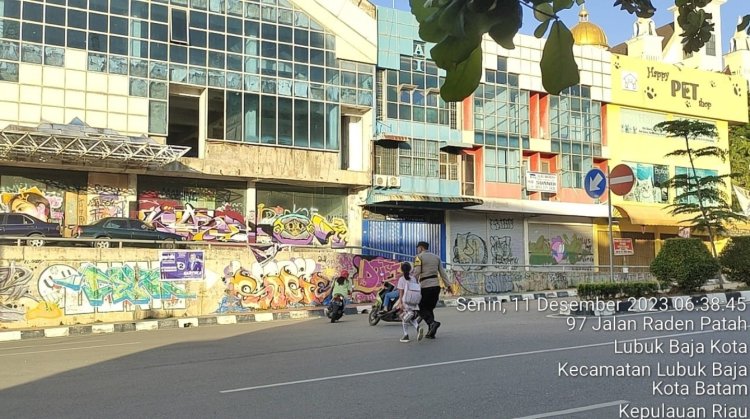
left=570, top=5, right=609, bottom=48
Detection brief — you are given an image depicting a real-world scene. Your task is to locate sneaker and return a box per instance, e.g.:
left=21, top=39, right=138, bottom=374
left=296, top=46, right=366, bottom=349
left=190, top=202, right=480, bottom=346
left=399, top=334, right=410, bottom=343
left=417, top=327, right=425, bottom=341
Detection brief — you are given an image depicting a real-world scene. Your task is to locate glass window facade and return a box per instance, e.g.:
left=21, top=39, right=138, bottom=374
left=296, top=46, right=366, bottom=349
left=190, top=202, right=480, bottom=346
left=0, top=0, right=373, bottom=150
left=674, top=167, right=719, bottom=205
left=550, top=85, right=602, bottom=188
left=474, top=59, right=528, bottom=184
left=381, top=57, right=453, bottom=126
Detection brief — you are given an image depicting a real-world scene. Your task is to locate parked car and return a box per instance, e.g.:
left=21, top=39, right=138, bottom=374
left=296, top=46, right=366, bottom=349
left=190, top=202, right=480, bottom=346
left=75, top=217, right=184, bottom=248
left=0, top=213, right=62, bottom=247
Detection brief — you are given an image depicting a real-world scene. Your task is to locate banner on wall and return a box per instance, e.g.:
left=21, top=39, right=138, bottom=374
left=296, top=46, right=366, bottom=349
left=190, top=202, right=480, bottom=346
left=159, top=250, right=205, bottom=281
left=525, top=172, right=558, bottom=193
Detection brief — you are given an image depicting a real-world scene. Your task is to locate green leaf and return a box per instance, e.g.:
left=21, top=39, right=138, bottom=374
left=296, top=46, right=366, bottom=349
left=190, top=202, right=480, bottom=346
left=440, top=46, right=482, bottom=102
left=738, top=14, right=750, bottom=32
left=487, top=0, right=522, bottom=49
left=410, top=0, right=445, bottom=42
left=553, top=0, right=575, bottom=13
left=534, top=3, right=554, bottom=22
left=540, top=21, right=579, bottom=95
left=534, top=19, right=551, bottom=38
left=430, top=35, right=481, bottom=70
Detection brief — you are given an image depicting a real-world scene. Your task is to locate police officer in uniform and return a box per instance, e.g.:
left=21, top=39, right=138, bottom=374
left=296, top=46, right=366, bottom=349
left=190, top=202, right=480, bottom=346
left=412, top=241, right=449, bottom=339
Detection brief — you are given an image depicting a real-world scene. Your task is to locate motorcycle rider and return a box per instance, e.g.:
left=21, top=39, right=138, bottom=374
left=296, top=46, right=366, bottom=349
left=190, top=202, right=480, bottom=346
left=328, top=270, right=352, bottom=322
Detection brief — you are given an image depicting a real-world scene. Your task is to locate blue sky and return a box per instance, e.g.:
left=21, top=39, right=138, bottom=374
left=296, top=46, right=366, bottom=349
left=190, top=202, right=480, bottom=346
left=369, top=0, right=746, bottom=53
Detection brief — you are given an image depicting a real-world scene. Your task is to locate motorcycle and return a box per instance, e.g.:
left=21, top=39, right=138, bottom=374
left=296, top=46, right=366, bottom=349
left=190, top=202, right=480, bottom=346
left=368, top=283, right=403, bottom=326
left=327, top=294, right=345, bottom=323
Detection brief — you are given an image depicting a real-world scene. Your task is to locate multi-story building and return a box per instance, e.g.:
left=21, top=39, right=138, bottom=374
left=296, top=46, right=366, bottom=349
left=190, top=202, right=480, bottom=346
left=0, top=0, right=746, bottom=270
left=0, top=0, right=377, bottom=248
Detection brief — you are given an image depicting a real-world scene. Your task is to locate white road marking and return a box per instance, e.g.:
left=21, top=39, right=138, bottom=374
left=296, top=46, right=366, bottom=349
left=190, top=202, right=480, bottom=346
left=0, top=338, right=107, bottom=351
left=513, top=400, right=628, bottom=419
left=220, top=329, right=722, bottom=394
left=0, top=342, right=142, bottom=357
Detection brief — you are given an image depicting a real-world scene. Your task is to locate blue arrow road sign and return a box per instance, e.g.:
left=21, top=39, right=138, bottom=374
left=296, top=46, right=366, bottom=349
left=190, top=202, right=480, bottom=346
left=584, top=168, right=607, bottom=199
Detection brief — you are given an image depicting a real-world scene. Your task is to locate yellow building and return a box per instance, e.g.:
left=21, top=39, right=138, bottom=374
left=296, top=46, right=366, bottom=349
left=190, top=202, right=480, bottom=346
left=600, top=54, right=748, bottom=266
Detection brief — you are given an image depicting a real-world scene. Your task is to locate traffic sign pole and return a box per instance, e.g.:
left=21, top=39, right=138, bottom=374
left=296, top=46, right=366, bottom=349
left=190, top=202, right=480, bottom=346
left=607, top=165, right=615, bottom=282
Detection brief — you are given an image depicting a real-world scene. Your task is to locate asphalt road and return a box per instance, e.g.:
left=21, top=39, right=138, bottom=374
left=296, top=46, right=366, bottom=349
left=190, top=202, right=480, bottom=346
left=0, top=300, right=748, bottom=419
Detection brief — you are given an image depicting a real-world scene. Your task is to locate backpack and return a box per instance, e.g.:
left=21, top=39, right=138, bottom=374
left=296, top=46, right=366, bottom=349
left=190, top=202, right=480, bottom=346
left=402, top=276, right=422, bottom=306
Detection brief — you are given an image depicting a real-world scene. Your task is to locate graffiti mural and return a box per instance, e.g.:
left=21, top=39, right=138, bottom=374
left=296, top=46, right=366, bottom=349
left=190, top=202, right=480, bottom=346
left=528, top=223, right=594, bottom=266
left=216, top=254, right=400, bottom=311
left=88, top=184, right=128, bottom=222
left=139, top=200, right=249, bottom=242
left=35, top=262, right=194, bottom=317
left=0, top=264, right=35, bottom=322
left=0, top=186, right=63, bottom=223
left=449, top=213, right=523, bottom=268
left=256, top=204, right=348, bottom=247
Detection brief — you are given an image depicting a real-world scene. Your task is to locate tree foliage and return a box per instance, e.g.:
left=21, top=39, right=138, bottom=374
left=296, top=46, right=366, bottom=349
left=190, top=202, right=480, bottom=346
left=728, top=99, right=750, bottom=191
left=650, top=238, right=719, bottom=292
left=656, top=120, right=745, bottom=262
left=719, top=236, right=750, bottom=286
left=410, top=0, right=750, bottom=101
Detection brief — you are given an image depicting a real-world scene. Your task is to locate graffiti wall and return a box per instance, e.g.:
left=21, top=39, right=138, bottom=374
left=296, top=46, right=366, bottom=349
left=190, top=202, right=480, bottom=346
left=448, top=212, right=524, bottom=268
left=86, top=173, right=132, bottom=223
left=0, top=169, right=87, bottom=228
left=216, top=253, right=401, bottom=311
left=256, top=188, right=349, bottom=247
left=527, top=223, right=594, bottom=266
left=137, top=177, right=249, bottom=242
left=0, top=245, right=403, bottom=328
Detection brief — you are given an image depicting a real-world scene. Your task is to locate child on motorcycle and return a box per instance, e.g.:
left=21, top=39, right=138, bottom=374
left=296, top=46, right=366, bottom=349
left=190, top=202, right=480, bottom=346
left=396, top=262, right=424, bottom=343
left=328, top=270, right=352, bottom=323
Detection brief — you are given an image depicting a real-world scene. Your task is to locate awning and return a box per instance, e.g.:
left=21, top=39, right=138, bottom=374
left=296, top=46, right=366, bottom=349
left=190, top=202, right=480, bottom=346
left=367, top=193, right=484, bottom=209
left=467, top=197, right=609, bottom=217
left=614, top=204, right=693, bottom=226
left=0, top=119, right=190, bottom=168
left=440, top=141, right=475, bottom=150
left=373, top=133, right=409, bottom=142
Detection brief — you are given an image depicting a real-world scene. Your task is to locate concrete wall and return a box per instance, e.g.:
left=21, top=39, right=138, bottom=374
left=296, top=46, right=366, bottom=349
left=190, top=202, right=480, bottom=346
left=0, top=245, right=403, bottom=329
left=181, top=142, right=370, bottom=187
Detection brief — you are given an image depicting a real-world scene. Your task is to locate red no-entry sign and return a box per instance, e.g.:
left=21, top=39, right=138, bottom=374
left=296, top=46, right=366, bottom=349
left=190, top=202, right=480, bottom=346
left=609, top=164, right=635, bottom=196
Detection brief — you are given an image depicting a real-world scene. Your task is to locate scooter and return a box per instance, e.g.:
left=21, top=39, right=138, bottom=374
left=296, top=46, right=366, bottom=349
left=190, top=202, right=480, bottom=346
left=327, top=294, right=345, bottom=323
left=368, top=284, right=403, bottom=326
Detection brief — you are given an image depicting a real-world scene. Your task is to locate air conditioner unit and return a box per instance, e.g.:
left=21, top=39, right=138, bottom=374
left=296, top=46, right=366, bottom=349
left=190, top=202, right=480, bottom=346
left=388, top=176, right=401, bottom=188
left=373, top=174, right=387, bottom=188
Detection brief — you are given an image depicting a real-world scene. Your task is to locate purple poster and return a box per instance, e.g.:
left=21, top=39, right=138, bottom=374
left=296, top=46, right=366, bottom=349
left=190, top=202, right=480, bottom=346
left=160, top=250, right=204, bottom=281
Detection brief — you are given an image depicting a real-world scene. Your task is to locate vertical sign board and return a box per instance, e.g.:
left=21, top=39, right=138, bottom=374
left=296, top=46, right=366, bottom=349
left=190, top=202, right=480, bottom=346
left=613, top=238, right=635, bottom=256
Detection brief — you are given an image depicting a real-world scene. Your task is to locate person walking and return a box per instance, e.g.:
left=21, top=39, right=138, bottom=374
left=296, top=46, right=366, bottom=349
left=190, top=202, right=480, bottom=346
left=412, top=241, right=449, bottom=339
left=395, top=262, right=424, bottom=343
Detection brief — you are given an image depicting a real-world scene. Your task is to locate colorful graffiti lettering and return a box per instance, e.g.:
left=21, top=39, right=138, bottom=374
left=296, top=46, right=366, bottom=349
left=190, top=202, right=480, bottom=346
left=88, top=184, right=127, bottom=222
left=0, top=264, right=35, bottom=322
left=257, top=204, right=348, bottom=247
left=217, top=258, right=333, bottom=311
left=139, top=200, right=248, bottom=242
left=349, top=255, right=401, bottom=303
left=37, top=262, right=194, bottom=316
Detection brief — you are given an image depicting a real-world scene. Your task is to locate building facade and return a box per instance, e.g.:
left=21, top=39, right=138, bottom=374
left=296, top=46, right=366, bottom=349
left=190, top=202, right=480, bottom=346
left=0, top=0, right=747, bottom=271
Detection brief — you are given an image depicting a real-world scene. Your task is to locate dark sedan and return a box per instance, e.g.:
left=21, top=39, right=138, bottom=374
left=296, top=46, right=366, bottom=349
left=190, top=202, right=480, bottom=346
left=75, top=217, right=184, bottom=248
left=0, top=213, right=62, bottom=246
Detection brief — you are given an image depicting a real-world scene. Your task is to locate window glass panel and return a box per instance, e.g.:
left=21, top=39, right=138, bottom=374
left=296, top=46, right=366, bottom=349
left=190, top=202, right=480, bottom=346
left=244, top=93, right=260, bottom=142
left=326, top=104, right=339, bottom=150
left=226, top=91, right=242, bottom=141
left=310, top=101, right=325, bottom=149
left=261, top=96, right=276, bottom=144
left=171, top=9, right=188, bottom=43
left=294, top=99, right=309, bottom=148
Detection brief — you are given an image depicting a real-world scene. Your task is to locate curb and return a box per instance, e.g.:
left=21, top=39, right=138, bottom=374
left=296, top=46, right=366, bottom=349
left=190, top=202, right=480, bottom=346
left=561, top=290, right=750, bottom=316
left=0, top=291, right=578, bottom=341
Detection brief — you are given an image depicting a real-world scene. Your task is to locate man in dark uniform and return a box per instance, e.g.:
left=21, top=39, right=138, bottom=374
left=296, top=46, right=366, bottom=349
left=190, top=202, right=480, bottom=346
left=412, top=241, right=449, bottom=339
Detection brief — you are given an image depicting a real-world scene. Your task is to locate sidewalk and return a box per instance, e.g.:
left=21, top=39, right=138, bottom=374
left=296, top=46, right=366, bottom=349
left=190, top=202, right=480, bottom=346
left=2, top=287, right=747, bottom=341
left=0, top=290, right=578, bottom=342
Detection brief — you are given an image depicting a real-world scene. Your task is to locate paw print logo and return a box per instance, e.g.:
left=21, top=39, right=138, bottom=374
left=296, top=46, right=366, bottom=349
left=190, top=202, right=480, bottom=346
left=733, top=83, right=743, bottom=96
left=614, top=61, right=621, bottom=69
left=685, top=100, right=691, bottom=108
left=710, top=81, right=716, bottom=87
left=645, top=87, right=656, bottom=99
